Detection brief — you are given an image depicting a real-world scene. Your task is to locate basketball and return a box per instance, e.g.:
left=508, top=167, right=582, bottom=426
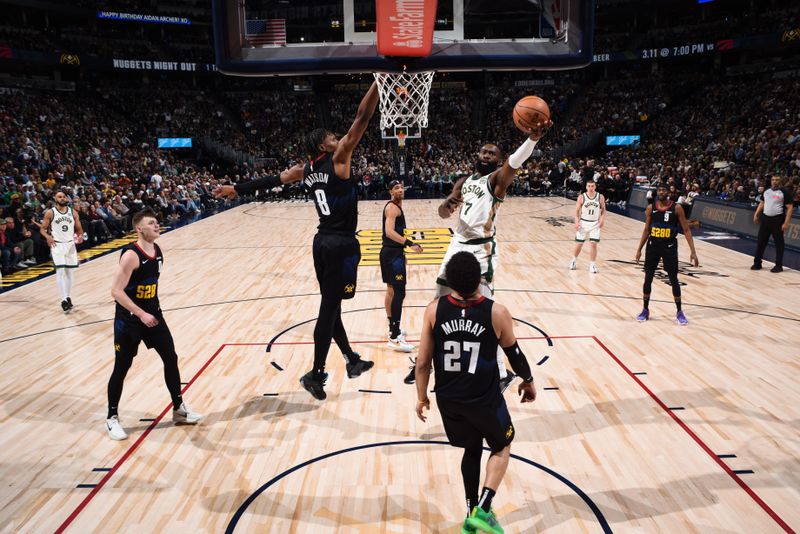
left=513, top=95, right=551, bottom=133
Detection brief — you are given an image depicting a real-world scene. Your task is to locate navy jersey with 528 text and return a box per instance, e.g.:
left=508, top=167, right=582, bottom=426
left=303, top=152, right=358, bottom=233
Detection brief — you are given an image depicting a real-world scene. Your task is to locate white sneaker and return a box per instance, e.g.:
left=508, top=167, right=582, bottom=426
left=388, top=327, right=407, bottom=339
left=106, top=416, right=128, bottom=440
left=173, top=402, right=203, bottom=424
left=589, top=262, right=599, bottom=274
left=24, top=258, right=37, bottom=266
left=568, top=258, right=577, bottom=270
left=387, top=336, right=415, bottom=353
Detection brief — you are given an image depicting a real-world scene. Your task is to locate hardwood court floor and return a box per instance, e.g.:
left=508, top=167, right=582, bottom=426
left=0, top=198, right=797, bottom=533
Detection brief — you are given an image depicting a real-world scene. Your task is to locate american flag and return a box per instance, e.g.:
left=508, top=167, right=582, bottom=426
left=246, top=19, right=286, bottom=46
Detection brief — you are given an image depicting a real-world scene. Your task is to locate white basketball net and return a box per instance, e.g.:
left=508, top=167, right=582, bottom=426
left=374, top=71, right=435, bottom=133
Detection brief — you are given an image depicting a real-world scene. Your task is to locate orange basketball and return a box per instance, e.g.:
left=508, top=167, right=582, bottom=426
left=513, top=95, right=551, bottom=133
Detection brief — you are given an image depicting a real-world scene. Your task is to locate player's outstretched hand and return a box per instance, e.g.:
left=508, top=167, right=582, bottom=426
left=411, top=244, right=423, bottom=254
left=527, top=119, right=553, bottom=141
left=212, top=185, right=237, bottom=200
left=518, top=381, right=536, bottom=403
left=280, top=162, right=306, bottom=183
left=416, top=398, right=430, bottom=422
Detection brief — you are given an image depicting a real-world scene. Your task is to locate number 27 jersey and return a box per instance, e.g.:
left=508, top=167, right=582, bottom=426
left=432, top=295, right=500, bottom=405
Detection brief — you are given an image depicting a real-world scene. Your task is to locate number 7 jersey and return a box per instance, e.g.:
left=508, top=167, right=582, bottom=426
left=432, top=294, right=500, bottom=405
left=455, top=173, right=503, bottom=241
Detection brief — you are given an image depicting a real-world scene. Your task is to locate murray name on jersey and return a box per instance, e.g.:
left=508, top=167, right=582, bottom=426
left=440, top=317, right=487, bottom=337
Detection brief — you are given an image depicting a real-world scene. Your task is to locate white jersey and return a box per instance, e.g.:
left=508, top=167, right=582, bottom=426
left=50, top=206, right=75, bottom=243
left=580, top=192, right=601, bottom=223
left=454, top=173, right=502, bottom=241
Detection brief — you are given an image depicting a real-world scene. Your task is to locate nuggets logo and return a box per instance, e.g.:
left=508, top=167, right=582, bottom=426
left=114, top=343, right=121, bottom=352
left=505, top=425, right=514, bottom=439
left=60, top=53, right=80, bottom=65
left=344, top=284, right=355, bottom=294
left=395, top=274, right=404, bottom=281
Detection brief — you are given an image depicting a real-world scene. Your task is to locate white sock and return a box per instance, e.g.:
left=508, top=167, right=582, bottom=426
left=56, top=269, right=68, bottom=301
left=64, top=268, right=74, bottom=299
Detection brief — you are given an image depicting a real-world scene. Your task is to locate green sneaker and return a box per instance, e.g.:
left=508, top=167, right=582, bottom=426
left=461, top=515, right=478, bottom=534
left=466, top=506, right=504, bottom=534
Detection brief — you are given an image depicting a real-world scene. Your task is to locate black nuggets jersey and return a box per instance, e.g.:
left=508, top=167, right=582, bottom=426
left=382, top=200, right=406, bottom=248
left=433, top=295, right=500, bottom=405
left=117, top=243, right=163, bottom=315
left=304, top=152, right=358, bottom=234
left=649, top=201, right=679, bottom=247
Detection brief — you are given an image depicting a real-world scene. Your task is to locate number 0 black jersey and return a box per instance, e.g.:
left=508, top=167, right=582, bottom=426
left=381, top=200, right=406, bottom=248
left=303, top=152, right=358, bottom=234
left=432, top=295, right=500, bottom=405
left=116, top=243, right=163, bottom=316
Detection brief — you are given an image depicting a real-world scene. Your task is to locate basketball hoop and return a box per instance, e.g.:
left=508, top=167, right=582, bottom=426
left=374, top=71, right=435, bottom=134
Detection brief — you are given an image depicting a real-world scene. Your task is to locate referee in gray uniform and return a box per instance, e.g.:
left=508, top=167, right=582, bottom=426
left=752, top=175, right=793, bottom=273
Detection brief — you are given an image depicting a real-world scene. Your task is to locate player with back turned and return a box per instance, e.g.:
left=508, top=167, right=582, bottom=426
left=415, top=251, right=536, bottom=534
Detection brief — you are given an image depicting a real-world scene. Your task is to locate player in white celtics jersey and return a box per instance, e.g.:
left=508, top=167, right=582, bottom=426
left=410, top=123, right=551, bottom=390
left=569, top=180, right=606, bottom=273
left=40, top=192, right=84, bottom=312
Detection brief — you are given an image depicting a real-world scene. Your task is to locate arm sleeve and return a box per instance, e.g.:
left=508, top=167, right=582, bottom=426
left=233, top=175, right=283, bottom=195
left=502, top=342, right=533, bottom=382
left=508, top=138, right=538, bottom=170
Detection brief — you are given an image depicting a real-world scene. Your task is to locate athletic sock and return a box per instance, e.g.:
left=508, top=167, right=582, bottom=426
left=675, top=297, right=682, bottom=312
left=643, top=294, right=650, bottom=310
left=478, top=487, right=496, bottom=512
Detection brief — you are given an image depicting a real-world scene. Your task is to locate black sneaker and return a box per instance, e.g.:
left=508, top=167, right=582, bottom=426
left=61, top=300, right=70, bottom=313
left=300, top=371, right=327, bottom=400
left=66, top=297, right=73, bottom=309
left=750, top=263, right=762, bottom=270
left=403, top=365, right=416, bottom=384
left=770, top=265, right=783, bottom=273
left=346, top=357, right=374, bottom=378
left=499, top=372, right=517, bottom=393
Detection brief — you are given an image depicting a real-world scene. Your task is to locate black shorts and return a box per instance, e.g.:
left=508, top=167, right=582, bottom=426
left=379, top=246, right=406, bottom=285
left=645, top=241, right=678, bottom=275
left=437, top=394, right=515, bottom=452
left=114, top=311, right=175, bottom=359
left=313, top=232, right=361, bottom=300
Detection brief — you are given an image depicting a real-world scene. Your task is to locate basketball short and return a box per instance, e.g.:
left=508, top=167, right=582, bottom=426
left=51, top=241, right=78, bottom=269
left=436, top=236, right=498, bottom=286
left=576, top=220, right=600, bottom=242
left=114, top=310, right=176, bottom=359
left=645, top=241, right=678, bottom=276
left=380, top=246, right=406, bottom=285
left=437, top=394, right=515, bottom=452
left=313, top=232, right=361, bottom=300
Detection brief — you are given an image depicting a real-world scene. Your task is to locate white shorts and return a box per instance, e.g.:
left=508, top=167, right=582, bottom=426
left=51, top=241, right=79, bottom=268
left=436, top=236, right=499, bottom=286
left=576, top=221, right=601, bottom=242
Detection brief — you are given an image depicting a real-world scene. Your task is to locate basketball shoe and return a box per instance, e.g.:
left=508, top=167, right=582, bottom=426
left=387, top=335, right=414, bottom=352
left=66, top=297, right=73, bottom=310
left=345, top=353, right=374, bottom=378
left=173, top=402, right=203, bottom=424
left=568, top=258, right=577, bottom=270
left=636, top=309, right=650, bottom=322
left=589, top=262, right=599, bottom=274
left=106, top=415, right=128, bottom=441
left=461, top=516, right=478, bottom=534
left=499, top=372, right=517, bottom=393
left=466, top=507, right=504, bottom=534
left=676, top=310, right=689, bottom=326
left=61, top=300, right=70, bottom=313
left=300, top=371, right=328, bottom=400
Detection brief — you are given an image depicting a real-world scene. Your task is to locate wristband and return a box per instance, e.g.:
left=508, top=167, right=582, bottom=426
left=404, top=239, right=415, bottom=248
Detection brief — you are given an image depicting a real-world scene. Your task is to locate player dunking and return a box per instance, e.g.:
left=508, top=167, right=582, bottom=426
left=381, top=179, right=423, bottom=353
left=40, top=191, right=84, bottom=312
left=635, top=183, right=699, bottom=325
left=569, top=179, right=606, bottom=273
left=405, top=123, right=551, bottom=388
left=415, top=251, right=536, bottom=534
left=105, top=208, right=202, bottom=440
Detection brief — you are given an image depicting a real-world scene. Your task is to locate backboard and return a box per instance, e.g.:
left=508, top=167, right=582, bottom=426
left=213, top=0, right=594, bottom=76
